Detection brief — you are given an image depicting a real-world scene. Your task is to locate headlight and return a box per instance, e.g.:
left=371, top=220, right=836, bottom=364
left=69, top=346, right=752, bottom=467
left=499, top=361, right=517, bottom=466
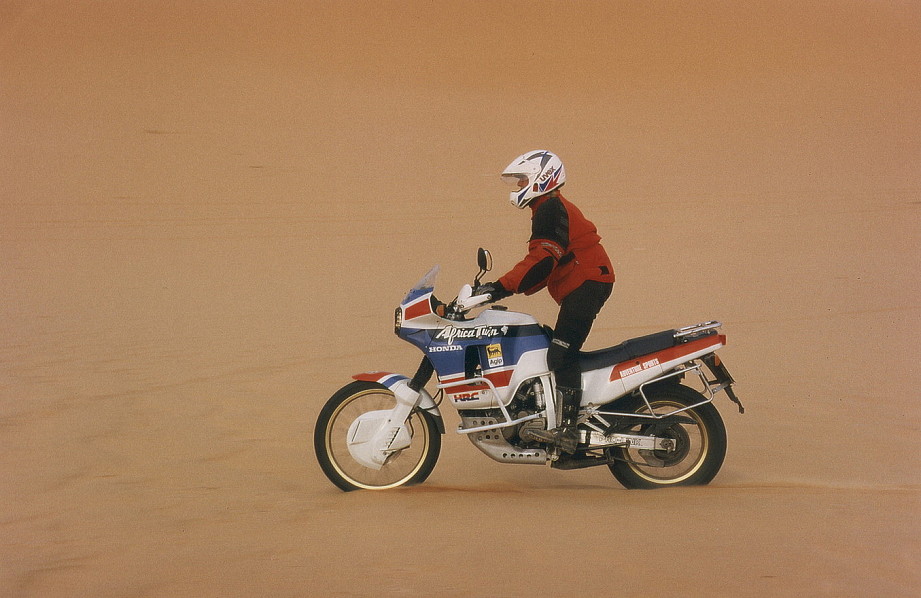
left=394, top=307, right=402, bottom=335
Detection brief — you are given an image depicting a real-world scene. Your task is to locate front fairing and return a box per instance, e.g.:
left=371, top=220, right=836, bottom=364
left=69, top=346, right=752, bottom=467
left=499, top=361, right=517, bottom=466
left=395, top=268, right=549, bottom=399
left=395, top=266, right=444, bottom=349
left=397, top=265, right=544, bottom=348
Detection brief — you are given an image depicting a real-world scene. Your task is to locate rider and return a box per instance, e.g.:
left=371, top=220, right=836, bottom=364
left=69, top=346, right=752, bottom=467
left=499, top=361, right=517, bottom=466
left=478, top=150, right=615, bottom=454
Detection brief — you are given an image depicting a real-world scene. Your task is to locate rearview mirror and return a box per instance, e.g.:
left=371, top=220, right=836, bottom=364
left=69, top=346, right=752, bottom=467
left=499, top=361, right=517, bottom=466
left=477, top=248, right=492, bottom=273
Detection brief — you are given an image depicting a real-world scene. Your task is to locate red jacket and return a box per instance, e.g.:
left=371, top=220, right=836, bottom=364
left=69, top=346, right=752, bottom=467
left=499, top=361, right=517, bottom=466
left=498, top=194, right=614, bottom=304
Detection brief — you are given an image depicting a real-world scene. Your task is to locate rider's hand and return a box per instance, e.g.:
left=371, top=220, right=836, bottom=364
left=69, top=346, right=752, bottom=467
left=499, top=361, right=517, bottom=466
left=430, top=297, right=447, bottom=316
left=476, top=281, right=513, bottom=302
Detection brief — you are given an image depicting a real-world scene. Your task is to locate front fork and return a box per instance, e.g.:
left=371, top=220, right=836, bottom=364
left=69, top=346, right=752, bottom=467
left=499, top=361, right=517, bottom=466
left=405, top=357, right=443, bottom=431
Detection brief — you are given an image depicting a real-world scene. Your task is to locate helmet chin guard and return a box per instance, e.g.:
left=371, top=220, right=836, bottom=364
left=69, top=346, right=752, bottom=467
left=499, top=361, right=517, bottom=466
left=501, top=150, right=566, bottom=208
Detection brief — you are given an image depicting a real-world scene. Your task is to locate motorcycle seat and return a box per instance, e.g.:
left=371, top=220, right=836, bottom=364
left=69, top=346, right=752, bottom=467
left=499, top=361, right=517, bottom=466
left=577, top=330, right=678, bottom=371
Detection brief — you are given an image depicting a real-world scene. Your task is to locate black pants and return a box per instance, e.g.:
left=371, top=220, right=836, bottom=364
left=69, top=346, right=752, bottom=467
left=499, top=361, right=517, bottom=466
left=547, top=280, right=613, bottom=389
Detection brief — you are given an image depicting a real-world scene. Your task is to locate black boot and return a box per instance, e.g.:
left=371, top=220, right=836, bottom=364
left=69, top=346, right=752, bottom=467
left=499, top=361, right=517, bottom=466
left=529, top=386, right=582, bottom=454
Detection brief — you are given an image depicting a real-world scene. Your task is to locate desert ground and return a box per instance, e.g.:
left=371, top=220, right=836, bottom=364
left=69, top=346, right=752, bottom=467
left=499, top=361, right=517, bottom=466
left=2, top=1, right=919, bottom=596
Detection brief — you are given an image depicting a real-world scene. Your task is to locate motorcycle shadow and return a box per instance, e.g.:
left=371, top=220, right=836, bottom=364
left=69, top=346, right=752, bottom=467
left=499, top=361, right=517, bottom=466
left=395, top=481, right=614, bottom=494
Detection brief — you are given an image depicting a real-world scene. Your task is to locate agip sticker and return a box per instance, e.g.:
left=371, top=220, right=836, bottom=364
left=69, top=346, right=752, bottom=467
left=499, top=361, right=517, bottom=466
left=486, top=344, right=504, bottom=367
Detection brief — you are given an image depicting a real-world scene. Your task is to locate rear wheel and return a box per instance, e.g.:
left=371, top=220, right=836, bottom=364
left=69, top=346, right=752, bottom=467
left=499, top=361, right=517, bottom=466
left=314, top=381, right=441, bottom=491
left=606, top=384, right=727, bottom=489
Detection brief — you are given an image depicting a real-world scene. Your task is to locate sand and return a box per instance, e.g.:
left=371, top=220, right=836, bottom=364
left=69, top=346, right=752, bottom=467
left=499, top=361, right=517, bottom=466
left=2, top=1, right=919, bottom=596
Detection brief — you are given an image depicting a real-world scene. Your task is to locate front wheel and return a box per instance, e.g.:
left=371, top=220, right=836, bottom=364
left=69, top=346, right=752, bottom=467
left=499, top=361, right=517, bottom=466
left=314, top=380, right=441, bottom=491
left=606, top=383, right=727, bottom=489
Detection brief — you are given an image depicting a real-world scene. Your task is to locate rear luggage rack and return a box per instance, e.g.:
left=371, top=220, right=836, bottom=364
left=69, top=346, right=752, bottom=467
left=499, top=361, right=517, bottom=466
left=674, top=321, right=722, bottom=341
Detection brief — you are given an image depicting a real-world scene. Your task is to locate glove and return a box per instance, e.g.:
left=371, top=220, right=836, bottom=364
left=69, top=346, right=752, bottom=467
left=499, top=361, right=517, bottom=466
left=430, top=296, right=448, bottom=317
left=476, top=281, right=513, bottom=302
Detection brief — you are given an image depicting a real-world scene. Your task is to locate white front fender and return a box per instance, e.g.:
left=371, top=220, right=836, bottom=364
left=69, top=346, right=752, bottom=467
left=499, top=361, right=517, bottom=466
left=346, top=379, right=439, bottom=470
left=346, top=410, right=413, bottom=469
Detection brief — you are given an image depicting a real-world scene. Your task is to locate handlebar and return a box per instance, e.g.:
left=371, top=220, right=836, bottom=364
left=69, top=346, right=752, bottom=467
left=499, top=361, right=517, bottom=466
left=440, top=284, right=492, bottom=320
left=456, top=293, right=492, bottom=311
left=455, top=284, right=492, bottom=311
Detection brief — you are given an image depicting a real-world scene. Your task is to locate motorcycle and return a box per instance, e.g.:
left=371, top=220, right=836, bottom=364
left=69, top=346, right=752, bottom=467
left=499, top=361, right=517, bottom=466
left=314, top=249, right=744, bottom=491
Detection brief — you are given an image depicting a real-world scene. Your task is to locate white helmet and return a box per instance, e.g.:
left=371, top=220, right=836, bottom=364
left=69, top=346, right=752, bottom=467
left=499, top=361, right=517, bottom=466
left=501, top=150, right=566, bottom=208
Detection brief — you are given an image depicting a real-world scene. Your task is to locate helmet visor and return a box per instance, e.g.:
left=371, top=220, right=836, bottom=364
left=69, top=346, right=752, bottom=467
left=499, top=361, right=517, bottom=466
left=501, top=174, right=529, bottom=190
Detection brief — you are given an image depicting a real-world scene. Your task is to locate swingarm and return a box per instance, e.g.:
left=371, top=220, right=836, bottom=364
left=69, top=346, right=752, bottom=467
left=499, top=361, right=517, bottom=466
left=586, top=430, right=678, bottom=451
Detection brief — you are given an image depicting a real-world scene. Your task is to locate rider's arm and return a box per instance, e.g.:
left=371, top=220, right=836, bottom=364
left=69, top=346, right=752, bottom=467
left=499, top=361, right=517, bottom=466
left=498, top=198, right=569, bottom=295
left=497, top=240, right=560, bottom=294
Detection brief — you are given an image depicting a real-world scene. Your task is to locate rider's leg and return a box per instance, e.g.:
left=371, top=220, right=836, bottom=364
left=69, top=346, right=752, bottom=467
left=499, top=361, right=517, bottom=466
left=529, top=281, right=612, bottom=454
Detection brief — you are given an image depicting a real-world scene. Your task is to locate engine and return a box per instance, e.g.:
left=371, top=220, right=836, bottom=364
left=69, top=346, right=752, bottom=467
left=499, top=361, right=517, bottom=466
left=458, top=378, right=549, bottom=464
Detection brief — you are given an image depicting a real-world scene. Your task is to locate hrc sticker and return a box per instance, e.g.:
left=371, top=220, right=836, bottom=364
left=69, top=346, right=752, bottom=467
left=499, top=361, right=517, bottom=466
left=486, top=344, right=504, bottom=367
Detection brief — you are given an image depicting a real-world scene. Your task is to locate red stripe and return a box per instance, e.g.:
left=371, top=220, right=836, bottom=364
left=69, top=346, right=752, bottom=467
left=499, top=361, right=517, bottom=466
left=353, top=372, right=393, bottom=383
left=610, top=334, right=725, bottom=381
left=404, top=298, right=431, bottom=320
left=443, top=369, right=514, bottom=394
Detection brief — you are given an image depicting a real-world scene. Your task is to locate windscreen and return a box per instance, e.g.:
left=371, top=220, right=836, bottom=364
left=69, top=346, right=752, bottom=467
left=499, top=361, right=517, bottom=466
left=402, top=265, right=440, bottom=303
